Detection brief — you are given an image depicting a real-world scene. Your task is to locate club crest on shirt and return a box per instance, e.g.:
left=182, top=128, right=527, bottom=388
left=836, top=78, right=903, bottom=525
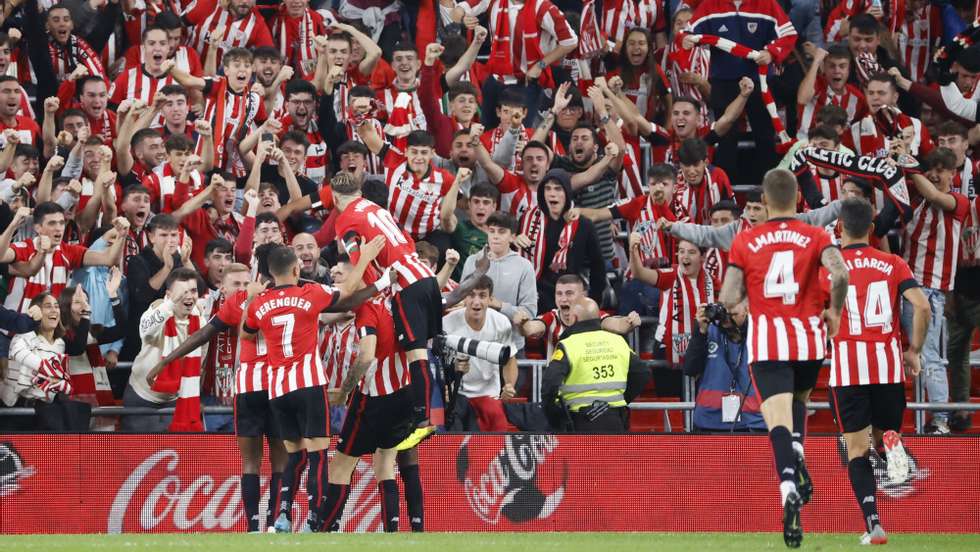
left=747, top=22, right=758, bottom=34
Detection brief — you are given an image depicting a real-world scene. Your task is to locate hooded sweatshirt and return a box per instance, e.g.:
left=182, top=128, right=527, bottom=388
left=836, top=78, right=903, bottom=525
left=522, top=169, right=608, bottom=312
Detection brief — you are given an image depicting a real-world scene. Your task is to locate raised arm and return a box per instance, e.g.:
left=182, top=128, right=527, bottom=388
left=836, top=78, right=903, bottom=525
left=714, top=77, right=754, bottom=138
left=627, top=233, right=661, bottom=287
left=446, top=27, right=488, bottom=85
left=532, top=82, right=570, bottom=143
left=356, top=118, right=385, bottom=155
left=797, top=46, right=826, bottom=106
left=909, top=172, right=959, bottom=212
left=162, top=59, right=207, bottom=90
left=172, top=173, right=218, bottom=222
left=440, top=168, right=468, bottom=234
left=41, top=97, right=60, bottom=159
left=0, top=208, right=31, bottom=263
left=82, top=218, right=131, bottom=267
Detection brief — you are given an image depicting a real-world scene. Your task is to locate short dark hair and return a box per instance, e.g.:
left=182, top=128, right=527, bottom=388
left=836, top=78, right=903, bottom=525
left=252, top=46, right=282, bottom=62
left=808, top=124, right=841, bottom=145
left=556, top=273, right=586, bottom=288
left=147, top=213, right=179, bottom=232
left=254, top=243, right=279, bottom=280
left=448, top=82, right=479, bottom=102
left=154, top=10, right=182, bottom=30
left=391, top=41, right=417, bottom=56
left=284, top=79, right=316, bottom=100
left=522, top=140, right=551, bottom=158
left=157, top=84, right=188, bottom=98
left=205, top=238, right=233, bottom=257
left=470, top=183, right=500, bottom=203
left=571, top=121, right=598, bottom=142
left=281, top=130, right=311, bottom=149
left=850, top=13, right=880, bottom=35
left=33, top=202, right=65, bottom=224
left=331, top=171, right=361, bottom=196
left=936, top=120, right=969, bottom=139
left=141, top=25, right=168, bottom=42
left=415, top=241, right=439, bottom=265
left=672, top=96, right=702, bottom=112
left=14, top=144, right=39, bottom=160
left=498, top=88, right=526, bottom=108
left=165, top=134, right=194, bottom=153
left=839, top=197, right=875, bottom=239
left=132, top=127, right=162, bottom=149
left=677, top=138, right=708, bottom=166
left=826, top=44, right=851, bottom=61
left=327, top=31, right=352, bottom=46
left=762, top=168, right=798, bottom=210
left=816, top=104, right=849, bottom=127
left=267, top=245, right=298, bottom=276
left=349, top=85, right=375, bottom=100
left=471, top=275, right=494, bottom=294
left=867, top=72, right=896, bottom=89
left=648, top=163, right=676, bottom=183
left=406, top=131, right=435, bottom=149
left=222, top=47, right=253, bottom=66
left=165, top=267, right=200, bottom=292
left=709, top=200, right=740, bottom=218
left=0, top=75, right=17, bottom=86
left=122, top=185, right=151, bottom=201
left=256, top=212, right=279, bottom=227
left=338, top=140, right=370, bottom=157
left=362, top=179, right=388, bottom=208
left=925, top=147, right=958, bottom=171
left=486, top=211, right=517, bottom=233
left=77, top=75, right=106, bottom=96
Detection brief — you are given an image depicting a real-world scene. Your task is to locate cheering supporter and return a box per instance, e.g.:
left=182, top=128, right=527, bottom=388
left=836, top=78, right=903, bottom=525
left=796, top=43, right=869, bottom=140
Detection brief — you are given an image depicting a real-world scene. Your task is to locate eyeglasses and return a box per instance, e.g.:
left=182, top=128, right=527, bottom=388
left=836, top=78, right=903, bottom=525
left=289, top=99, right=315, bottom=106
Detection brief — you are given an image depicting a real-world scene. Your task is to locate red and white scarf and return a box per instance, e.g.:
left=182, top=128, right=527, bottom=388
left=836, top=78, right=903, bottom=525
left=384, top=92, right=414, bottom=151
left=682, top=33, right=794, bottom=153
left=665, top=32, right=711, bottom=121
left=656, top=268, right=716, bottom=364
left=519, top=207, right=580, bottom=277
left=151, top=313, right=204, bottom=432
left=49, top=34, right=106, bottom=81
left=488, top=0, right=545, bottom=78
left=274, top=5, right=318, bottom=78
left=579, top=0, right=606, bottom=60
left=69, top=341, right=114, bottom=406
left=34, top=354, right=72, bottom=398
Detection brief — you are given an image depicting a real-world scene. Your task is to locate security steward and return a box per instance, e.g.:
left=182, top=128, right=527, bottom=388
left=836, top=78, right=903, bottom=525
left=541, top=299, right=650, bottom=432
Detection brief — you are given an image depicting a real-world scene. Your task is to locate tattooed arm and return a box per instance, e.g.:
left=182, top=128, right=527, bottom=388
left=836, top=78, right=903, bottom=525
left=719, top=265, right=747, bottom=311
left=821, top=246, right=850, bottom=337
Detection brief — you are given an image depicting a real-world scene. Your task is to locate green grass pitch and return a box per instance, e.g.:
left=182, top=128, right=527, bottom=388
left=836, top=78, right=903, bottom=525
left=2, top=532, right=979, bottom=551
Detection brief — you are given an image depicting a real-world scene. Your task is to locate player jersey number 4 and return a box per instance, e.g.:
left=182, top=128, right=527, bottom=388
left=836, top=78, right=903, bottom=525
left=729, top=218, right=835, bottom=364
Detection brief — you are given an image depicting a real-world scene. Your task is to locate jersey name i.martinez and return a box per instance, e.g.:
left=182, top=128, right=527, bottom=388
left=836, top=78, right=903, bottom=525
left=252, top=296, right=314, bottom=319
left=745, top=229, right=812, bottom=253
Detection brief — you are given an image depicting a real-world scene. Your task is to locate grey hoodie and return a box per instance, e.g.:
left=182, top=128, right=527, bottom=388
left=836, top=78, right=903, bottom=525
left=460, top=249, right=538, bottom=350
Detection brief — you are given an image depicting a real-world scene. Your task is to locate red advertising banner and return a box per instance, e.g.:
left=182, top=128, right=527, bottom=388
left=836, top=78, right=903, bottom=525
left=0, top=433, right=977, bottom=534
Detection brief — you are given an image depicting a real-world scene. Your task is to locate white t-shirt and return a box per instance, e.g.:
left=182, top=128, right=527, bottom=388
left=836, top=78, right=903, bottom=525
left=442, top=308, right=516, bottom=399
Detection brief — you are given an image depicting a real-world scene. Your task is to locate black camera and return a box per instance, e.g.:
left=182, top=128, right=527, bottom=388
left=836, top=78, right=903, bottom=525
left=703, top=303, right=730, bottom=325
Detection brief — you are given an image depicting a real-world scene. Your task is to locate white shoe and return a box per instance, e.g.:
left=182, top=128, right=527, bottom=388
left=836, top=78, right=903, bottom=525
left=860, top=525, right=888, bottom=545
left=882, top=430, right=910, bottom=485
left=926, top=419, right=950, bottom=435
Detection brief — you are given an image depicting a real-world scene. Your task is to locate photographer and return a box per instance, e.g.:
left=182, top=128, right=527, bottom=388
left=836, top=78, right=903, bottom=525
left=683, top=301, right=766, bottom=432
left=442, top=275, right=518, bottom=432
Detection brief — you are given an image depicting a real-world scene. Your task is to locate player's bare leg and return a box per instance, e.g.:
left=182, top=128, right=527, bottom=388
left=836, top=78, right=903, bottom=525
left=397, top=448, right=424, bottom=532
left=844, top=426, right=888, bottom=545
left=373, top=447, right=400, bottom=532
left=759, top=392, right=802, bottom=548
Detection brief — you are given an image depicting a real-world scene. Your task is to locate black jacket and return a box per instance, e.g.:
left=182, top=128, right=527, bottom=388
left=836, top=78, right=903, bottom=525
left=121, top=248, right=182, bottom=361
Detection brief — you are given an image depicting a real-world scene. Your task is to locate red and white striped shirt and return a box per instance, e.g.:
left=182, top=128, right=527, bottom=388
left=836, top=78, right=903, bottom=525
left=703, top=247, right=728, bottom=283
left=903, top=191, right=969, bottom=291
left=355, top=297, right=410, bottom=397
left=618, top=134, right=645, bottom=201
left=954, top=158, right=980, bottom=198
left=278, top=115, right=328, bottom=184
left=382, top=147, right=455, bottom=240
left=498, top=170, right=537, bottom=220
left=0, top=115, right=41, bottom=148
left=729, top=218, right=834, bottom=363
left=615, top=194, right=677, bottom=270
left=245, top=283, right=339, bottom=399
left=335, top=197, right=436, bottom=290
left=4, top=239, right=87, bottom=315
left=320, top=318, right=358, bottom=389
left=654, top=266, right=717, bottom=364
left=142, top=162, right=206, bottom=214
left=212, top=289, right=269, bottom=395
left=895, top=6, right=941, bottom=84
left=109, top=65, right=175, bottom=107
left=380, top=86, right=427, bottom=134
left=481, top=127, right=533, bottom=174
left=199, top=77, right=266, bottom=174
left=536, top=307, right=610, bottom=358
left=185, top=0, right=274, bottom=67
left=846, top=112, right=934, bottom=158
left=823, top=245, right=917, bottom=387
left=673, top=166, right=732, bottom=225
left=796, top=75, right=868, bottom=140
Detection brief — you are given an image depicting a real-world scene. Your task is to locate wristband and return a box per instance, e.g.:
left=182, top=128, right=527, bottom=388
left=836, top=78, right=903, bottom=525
left=374, top=270, right=392, bottom=290
left=537, top=60, right=546, bottom=70
left=599, top=114, right=610, bottom=125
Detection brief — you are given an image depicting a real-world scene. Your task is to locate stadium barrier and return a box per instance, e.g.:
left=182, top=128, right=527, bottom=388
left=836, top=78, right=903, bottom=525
left=0, top=433, right=976, bottom=534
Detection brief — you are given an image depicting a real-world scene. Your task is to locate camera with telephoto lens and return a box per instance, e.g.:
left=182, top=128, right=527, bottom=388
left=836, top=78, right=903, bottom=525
left=433, top=334, right=513, bottom=367
left=703, top=303, right=730, bottom=325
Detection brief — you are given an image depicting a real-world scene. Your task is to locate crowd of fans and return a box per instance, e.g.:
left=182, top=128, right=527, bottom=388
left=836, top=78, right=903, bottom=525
left=0, top=0, right=977, bottom=434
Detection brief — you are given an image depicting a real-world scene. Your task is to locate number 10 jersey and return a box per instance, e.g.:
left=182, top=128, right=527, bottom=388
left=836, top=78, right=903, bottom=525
left=729, top=218, right=835, bottom=364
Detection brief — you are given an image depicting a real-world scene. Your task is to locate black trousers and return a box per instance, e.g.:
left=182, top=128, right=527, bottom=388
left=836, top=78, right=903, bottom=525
left=709, top=77, right=777, bottom=185
left=570, top=407, right=629, bottom=433
left=34, top=394, right=92, bottom=431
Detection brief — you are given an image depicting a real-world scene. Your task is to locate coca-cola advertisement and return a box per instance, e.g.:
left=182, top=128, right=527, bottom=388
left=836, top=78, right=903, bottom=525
left=0, top=434, right=977, bottom=533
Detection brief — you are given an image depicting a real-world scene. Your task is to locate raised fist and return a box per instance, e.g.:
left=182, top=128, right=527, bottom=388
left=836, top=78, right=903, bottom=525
left=194, top=119, right=212, bottom=137
left=68, top=65, right=89, bottom=81
left=28, top=305, right=43, bottom=322
left=44, top=97, right=60, bottom=114
left=738, top=77, right=755, bottom=97
left=39, top=235, right=53, bottom=253
left=56, top=130, right=74, bottom=148
left=424, top=43, right=445, bottom=66
left=445, top=248, right=460, bottom=266
left=160, top=59, right=175, bottom=75
left=278, top=65, right=294, bottom=82
left=604, top=142, right=620, bottom=158
left=66, top=179, right=82, bottom=196
left=455, top=167, right=472, bottom=182
left=474, top=26, right=488, bottom=44
left=45, top=155, right=65, bottom=173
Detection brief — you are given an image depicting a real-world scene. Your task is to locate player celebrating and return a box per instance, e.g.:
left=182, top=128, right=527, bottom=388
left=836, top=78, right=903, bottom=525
left=721, top=168, right=850, bottom=548
left=243, top=240, right=387, bottom=532
left=825, top=198, right=929, bottom=546
left=330, top=169, right=473, bottom=446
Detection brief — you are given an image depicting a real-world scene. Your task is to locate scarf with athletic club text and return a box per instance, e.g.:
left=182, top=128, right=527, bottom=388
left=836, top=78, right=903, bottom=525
left=519, top=207, right=580, bottom=277
left=49, top=34, right=105, bottom=80
left=151, top=313, right=204, bottom=432
left=789, top=146, right=912, bottom=210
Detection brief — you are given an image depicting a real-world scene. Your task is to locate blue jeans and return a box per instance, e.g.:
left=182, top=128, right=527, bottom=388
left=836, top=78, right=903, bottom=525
left=789, top=0, right=824, bottom=48
left=902, top=288, right=949, bottom=422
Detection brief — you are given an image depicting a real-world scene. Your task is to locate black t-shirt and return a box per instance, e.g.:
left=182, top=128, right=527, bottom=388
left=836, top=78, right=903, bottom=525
left=259, top=164, right=319, bottom=206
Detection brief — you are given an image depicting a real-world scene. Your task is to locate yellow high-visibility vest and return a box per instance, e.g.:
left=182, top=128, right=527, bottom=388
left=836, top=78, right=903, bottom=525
left=555, top=329, right=632, bottom=412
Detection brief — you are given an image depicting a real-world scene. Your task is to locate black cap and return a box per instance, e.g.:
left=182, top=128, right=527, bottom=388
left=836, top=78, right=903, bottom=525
left=957, top=45, right=980, bottom=74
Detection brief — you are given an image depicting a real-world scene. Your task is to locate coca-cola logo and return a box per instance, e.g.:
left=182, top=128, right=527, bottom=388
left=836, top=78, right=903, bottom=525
left=107, top=449, right=387, bottom=533
left=456, top=434, right=567, bottom=524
